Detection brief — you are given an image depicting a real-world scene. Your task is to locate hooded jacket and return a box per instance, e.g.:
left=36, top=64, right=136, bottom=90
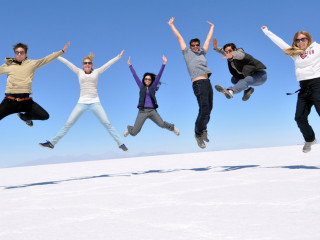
left=0, top=50, right=63, bottom=94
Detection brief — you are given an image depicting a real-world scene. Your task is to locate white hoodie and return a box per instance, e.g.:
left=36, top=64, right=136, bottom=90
left=262, top=27, right=320, bottom=81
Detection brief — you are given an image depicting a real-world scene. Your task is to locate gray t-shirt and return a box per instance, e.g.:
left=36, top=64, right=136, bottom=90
left=182, top=47, right=212, bottom=80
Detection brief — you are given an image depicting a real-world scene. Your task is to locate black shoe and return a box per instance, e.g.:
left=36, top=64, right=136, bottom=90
left=215, top=85, right=233, bottom=99
left=119, top=144, right=128, bottom=152
left=17, top=113, right=33, bottom=127
left=242, top=87, right=254, bottom=101
left=39, top=140, right=54, bottom=149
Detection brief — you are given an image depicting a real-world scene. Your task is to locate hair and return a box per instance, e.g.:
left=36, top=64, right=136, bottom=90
left=142, top=72, right=156, bottom=86
left=223, top=43, right=237, bottom=51
left=83, top=53, right=95, bottom=63
left=13, top=43, right=28, bottom=53
left=189, top=38, right=200, bottom=46
left=284, top=31, right=313, bottom=56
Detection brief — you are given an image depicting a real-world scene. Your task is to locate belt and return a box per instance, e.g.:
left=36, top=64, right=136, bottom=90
left=5, top=96, right=32, bottom=102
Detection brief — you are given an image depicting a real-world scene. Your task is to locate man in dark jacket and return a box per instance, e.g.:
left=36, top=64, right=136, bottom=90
left=213, top=38, right=267, bottom=101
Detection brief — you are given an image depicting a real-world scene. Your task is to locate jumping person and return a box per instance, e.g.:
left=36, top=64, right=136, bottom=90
left=0, top=42, right=70, bottom=126
left=213, top=38, right=267, bottom=101
left=168, top=17, right=214, bottom=149
left=262, top=26, right=319, bottom=153
left=123, top=56, right=180, bottom=137
left=39, top=50, right=128, bottom=151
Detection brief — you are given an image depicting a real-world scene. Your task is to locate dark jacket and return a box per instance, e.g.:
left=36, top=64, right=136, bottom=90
left=138, top=86, right=158, bottom=109
left=227, top=49, right=266, bottom=78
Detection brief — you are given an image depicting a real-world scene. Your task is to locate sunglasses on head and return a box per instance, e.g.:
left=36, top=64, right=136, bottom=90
left=191, top=44, right=200, bottom=47
left=15, top=51, right=25, bottom=55
left=83, top=62, right=92, bottom=65
left=295, top=38, right=307, bottom=43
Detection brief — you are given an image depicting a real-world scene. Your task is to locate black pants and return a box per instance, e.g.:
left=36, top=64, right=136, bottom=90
left=295, top=80, right=320, bottom=142
left=192, top=79, right=213, bottom=136
left=0, top=98, right=49, bottom=121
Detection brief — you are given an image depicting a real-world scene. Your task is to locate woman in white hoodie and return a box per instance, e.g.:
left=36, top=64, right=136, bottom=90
left=39, top=51, right=128, bottom=151
left=262, top=26, right=319, bottom=153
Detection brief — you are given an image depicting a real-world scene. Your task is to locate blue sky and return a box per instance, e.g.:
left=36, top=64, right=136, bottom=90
left=1, top=0, right=319, bottom=167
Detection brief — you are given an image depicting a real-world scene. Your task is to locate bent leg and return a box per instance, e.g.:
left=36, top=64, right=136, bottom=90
left=0, top=98, right=18, bottom=120
left=90, top=102, right=123, bottom=146
left=149, top=110, right=174, bottom=131
left=50, top=103, right=87, bottom=145
left=23, top=100, right=50, bottom=120
left=128, top=109, right=149, bottom=136
left=229, top=71, right=267, bottom=94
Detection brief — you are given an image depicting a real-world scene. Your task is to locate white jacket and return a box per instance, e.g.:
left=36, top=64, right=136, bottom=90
left=262, top=27, right=320, bottom=81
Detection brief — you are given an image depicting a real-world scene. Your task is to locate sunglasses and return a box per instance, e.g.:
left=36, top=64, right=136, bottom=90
left=144, top=78, right=152, bottom=81
left=15, top=51, right=25, bottom=55
left=190, top=44, right=200, bottom=47
left=295, top=38, right=307, bottom=43
left=225, top=50, right=233, bottom=53
left=83, top=62, right=92, bottom=65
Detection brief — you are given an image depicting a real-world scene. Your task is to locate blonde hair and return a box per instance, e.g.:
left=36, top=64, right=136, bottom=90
left=83, top=53, right=95, bottom=63
left=284, top=31, right=313, bottom=56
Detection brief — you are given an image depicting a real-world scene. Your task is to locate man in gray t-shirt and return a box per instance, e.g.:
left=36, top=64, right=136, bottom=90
left=168, top=17, right=214, bottom=149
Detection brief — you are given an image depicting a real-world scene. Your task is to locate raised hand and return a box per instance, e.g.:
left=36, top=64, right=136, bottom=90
left=261, top=26, right=267, bottom=30
left=212, top=38, right=218, bottom=49
left=207, top=21, right=214, bottom=28
left=162, top=55, right=167, bottom=64
left=127, top=56, right=131, bottom=66
left=63, top=42, right=70, bottom=52
left=168, top=17, right=175, bottom=26
left=223, top=52, right=233, bottom=59
left=119, top=50, right=125, bottom=57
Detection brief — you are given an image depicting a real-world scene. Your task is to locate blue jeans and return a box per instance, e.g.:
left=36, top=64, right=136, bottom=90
left=229, top=70, right=267, bottom=94
left=192, top=79, right=213, bottom=136
left=50, top=102, right=123, bottom=146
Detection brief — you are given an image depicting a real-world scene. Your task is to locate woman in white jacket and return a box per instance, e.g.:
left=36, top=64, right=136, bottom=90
left=39, top=51, right=128, bottom=151
left=262, top=26, right=319, bottom=153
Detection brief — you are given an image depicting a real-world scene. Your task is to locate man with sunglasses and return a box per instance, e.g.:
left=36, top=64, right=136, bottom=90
left=213, top=39, right=267, bottom=101
left=168, top=17, right=214, bottom=149
left=0, top=42, right=70, bottom=126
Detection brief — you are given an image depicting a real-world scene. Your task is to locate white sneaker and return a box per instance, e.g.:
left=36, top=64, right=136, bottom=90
left=173, top=126, right=180, bottom=136
left=124, top=128, right=129, bottom=137
left=302, top=139, right=317, bottom=153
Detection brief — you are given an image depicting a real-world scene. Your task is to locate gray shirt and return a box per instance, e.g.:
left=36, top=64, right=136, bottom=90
left=182, top=47, right=212, bottom=80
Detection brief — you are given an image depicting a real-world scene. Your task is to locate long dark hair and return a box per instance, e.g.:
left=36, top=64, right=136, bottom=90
left=142, top=72, right=156, bottom=86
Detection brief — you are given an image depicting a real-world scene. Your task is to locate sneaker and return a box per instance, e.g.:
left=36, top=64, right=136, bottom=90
left=39, top=140, right=54, bottom=149
left=124, top=128, right=129, bottom=137
left=173, top=126, right=180, bottom=136
left=17, top=113, right=33, bottom=127
left=202, top=130, right=209, bottom=142
left=302, top=139, right=317, bottom=153
left=215, top=85, right=233, bottom=99
left=242, top=87, right=254, bottom=101
left=119, top=144, right=128, bottom=152
left=195, top=134, right=206, bottom=149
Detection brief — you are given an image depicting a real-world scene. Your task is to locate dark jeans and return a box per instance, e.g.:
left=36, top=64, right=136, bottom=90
left=295, top=80, right=320, bottom=142
left=0, top=98, right=49, bottom=121
left=192, top=79, right=213, bottom=136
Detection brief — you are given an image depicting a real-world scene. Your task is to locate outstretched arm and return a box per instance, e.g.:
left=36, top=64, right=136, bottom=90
left=33, top=41, right=70, bottom=69
left=202, top=21, right=214, bottom=53
left=57, top=56, right=81, bottom=74
left=128, top=56, right=142, bottom=88
left=152, top=55, right=166, bottom=88
left=168, top=17, right=187, bottom=50
left=261, top=26, right=290, bottom=50
left=96, top=50, right=124, bottom=75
